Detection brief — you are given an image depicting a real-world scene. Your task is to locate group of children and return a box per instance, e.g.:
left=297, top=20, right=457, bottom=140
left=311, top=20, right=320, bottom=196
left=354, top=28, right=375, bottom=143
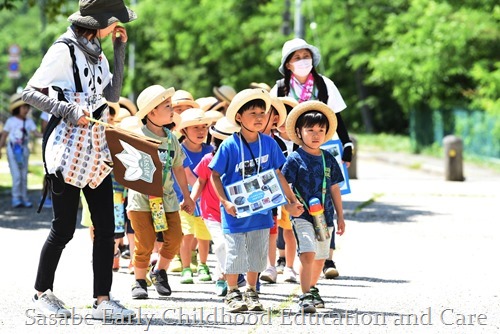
left=97, top=79, right=346, bottom=315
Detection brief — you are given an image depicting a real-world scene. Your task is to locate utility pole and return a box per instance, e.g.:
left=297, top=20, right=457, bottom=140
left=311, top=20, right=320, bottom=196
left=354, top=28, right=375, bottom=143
left=128, top=0, right=137, bottom=102
left=282, top=0, right=291, bottom=35
left=294, top=0, right=304, bottom=39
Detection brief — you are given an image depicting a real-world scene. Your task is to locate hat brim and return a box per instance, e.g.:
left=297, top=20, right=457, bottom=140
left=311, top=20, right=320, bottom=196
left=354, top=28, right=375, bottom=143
left=285, top=101, right=337, bottom=146
left=68, top=6, right=137, bottom=30
left=173, top=100, right=200, bottom=109
left=204, top=110, right=224, bottom=122
left=279, top=43, right=321, bottom=75
left=278, top=97, right=299, bottom=112
left=177, top=108, right=220, bottom=131
left=270, top=97, right=287, bottom=128
left=209, top=117, right=241, bottom=140
left=136, top=87, right=175, bottom=120
left=213, top=86, right=236, bottom=104
left=119, top=97, right=137, bottom=115
left=9, top=100, right=27, bottom=112
left=114, top=108, right=132, bottom=124
left=225, top=89, right=272, bottom=127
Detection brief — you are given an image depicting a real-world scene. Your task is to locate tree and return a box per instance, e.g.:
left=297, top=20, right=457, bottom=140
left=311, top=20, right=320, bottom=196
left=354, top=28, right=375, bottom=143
left=368, top=0, right=499, bottom=151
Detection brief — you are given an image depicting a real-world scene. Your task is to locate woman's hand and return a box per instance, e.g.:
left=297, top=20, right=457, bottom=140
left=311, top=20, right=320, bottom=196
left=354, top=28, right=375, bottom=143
left=112, top=25, right=128, bottom=43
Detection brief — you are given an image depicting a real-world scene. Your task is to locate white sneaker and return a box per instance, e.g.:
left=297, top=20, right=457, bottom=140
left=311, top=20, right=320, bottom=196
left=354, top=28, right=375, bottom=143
left=260, top=266, right=278, bottom=283
left=283, top=267, right=298, bottom=283
left=92, top=299, right=135, bottom=320
left=33, top=289, right=72, bottom=318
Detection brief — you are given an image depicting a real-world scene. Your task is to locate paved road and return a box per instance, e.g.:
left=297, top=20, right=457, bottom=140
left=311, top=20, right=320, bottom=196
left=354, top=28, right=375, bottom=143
left=0, top=151, right=499, bottom=333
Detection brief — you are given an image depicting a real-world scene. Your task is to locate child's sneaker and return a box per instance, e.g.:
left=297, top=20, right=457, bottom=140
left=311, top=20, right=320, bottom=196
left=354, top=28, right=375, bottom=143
left=297, top=292, right=316, bottom=313
left=92, top=299, right=135, bottom=320
left=260, top=266, right=277, bottom=283
left=215, top=280, right=228, bottom=296
left=180, top=268, right=194, bottom=284
left=32, top=289, right=71, bottom=318
left=197, top=263, right=212, bottom=282
left=224, top=289, right=247, bottom=313
left=150, top=269, right=172, bottom=296
left=243, top=288, right=263, bottom=311
left=169, top=255, right=182, bottom=273
left=309, top=286, right=325, bottom=308
left=276, top=257, right=286, bottom=274
left=323, top=260, right=339, bottom=279
left=283, top=267, right=298, bottom=283
left=22, top=200, right=33, bottom=208
left=131, top=279, right=148, bottom=299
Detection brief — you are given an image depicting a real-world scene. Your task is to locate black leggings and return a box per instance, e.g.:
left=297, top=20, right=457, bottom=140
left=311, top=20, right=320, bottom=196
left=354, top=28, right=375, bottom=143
left=34, top=175, right=115, bottom=298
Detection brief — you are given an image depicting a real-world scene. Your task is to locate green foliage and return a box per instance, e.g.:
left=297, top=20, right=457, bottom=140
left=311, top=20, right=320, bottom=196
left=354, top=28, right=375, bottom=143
left=369, top=0, right=499, bottom=114
left=0, top=0, right=497, bottom=154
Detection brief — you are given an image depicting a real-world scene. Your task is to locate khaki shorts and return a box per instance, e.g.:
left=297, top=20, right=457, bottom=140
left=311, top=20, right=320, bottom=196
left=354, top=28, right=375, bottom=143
left=292, top=218, right=333, bottom=260
left=180, top=211, right=212, bottom=240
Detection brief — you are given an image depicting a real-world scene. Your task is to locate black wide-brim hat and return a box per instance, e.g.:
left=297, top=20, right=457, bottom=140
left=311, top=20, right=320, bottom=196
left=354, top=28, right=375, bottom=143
left=68, top=0, right=137, bottom=30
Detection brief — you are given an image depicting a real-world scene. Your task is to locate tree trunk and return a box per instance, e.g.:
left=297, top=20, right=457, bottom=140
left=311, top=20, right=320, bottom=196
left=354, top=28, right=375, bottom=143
left=355, top=67, right=375, bottom=133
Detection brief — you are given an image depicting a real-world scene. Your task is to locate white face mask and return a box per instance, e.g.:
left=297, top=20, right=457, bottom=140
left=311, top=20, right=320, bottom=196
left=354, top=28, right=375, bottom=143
left=291, top=59, right=313, bottom=77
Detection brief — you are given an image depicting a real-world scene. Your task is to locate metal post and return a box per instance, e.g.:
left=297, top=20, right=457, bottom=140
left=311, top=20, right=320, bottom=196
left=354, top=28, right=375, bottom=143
left=443, top=135, right=464, bottom=181
left=294, top=0, right=304, bottom=38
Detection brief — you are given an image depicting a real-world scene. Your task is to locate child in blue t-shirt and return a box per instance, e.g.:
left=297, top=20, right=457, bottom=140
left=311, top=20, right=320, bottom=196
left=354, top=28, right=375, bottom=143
left=209, top=88, right=303, bottom=313
left=281, top=100, right=345, bottom=314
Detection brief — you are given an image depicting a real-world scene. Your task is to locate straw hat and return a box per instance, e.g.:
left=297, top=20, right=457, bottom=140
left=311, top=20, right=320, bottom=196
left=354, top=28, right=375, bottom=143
left=209, top=117, right=240, bottom=140
left=278, top=96, right=298, bottom=113
left=195, top=96, right=227, bottom=112
left=136, top=85, right=175, bottom=120
left=9, top=93, right=28, bottom=112
left=177, top=108, right=218, bottom=131
left=119, top=96, right=137, bottom=115
left=107, top=101, right=120, bottom=115
left=279, top=38, right=321, bottom=75
left=172, top=90, right=199, bottom=109
left=204, top=110, right=224, bottom=122
left=249, top=82, right=271, bottom=92
left=68, top=0, right=137, bottom=30
left=269, top=96, right=287, bottom=127
left=116, top=116, right=143, bottom=135
left=213, top=85, right=237, bottom=103
left=119, top=113, right=181, bottom=134
left=285, top=101, right=337, bottom=146
left=114, top=108, right=132, bottom=124
left=225, top=88, right=271, bottom=127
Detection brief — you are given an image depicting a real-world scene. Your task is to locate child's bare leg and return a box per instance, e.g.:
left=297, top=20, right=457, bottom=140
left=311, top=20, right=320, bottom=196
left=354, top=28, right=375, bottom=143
left=298, top=252, right=315, bottom=293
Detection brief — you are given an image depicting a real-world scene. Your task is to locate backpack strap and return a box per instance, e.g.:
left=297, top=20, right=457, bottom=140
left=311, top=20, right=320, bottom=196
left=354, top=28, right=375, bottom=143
left=276, top=79, right=285, bottom=97
left=37, top=40, right=83, bottom=213
left=315, top=75, right=329, bottom=104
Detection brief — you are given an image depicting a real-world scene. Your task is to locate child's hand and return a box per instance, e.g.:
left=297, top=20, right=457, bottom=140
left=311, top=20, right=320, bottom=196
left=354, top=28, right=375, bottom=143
left=336, top=218, right=345, bottom=236
left=285, top=202, right=304, bottom=217
left=222, top=200, right=237, bottom=217
left=180, top=197, right=195, bottom=215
